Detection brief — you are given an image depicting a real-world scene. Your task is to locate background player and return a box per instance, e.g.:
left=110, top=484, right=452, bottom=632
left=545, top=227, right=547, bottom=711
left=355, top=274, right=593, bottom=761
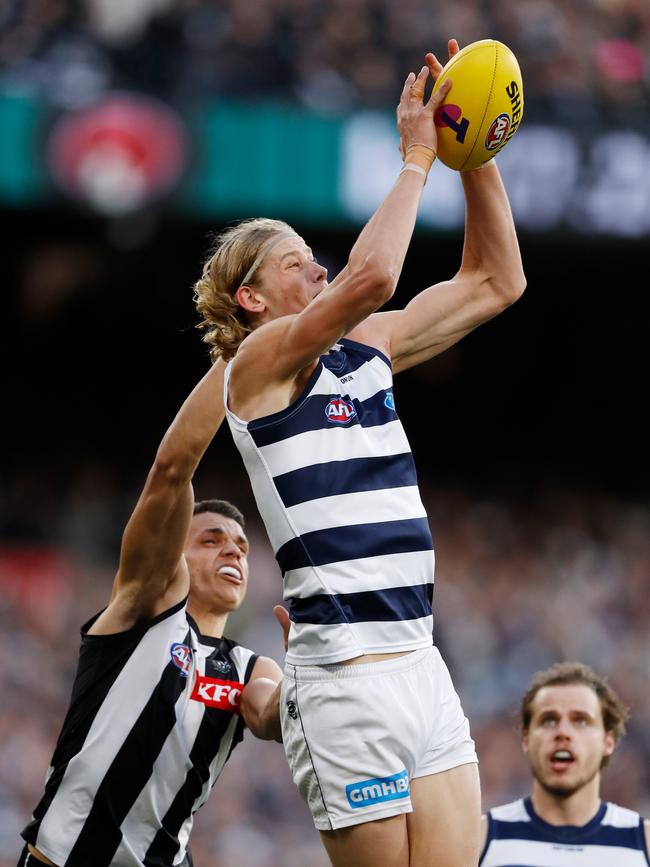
left=18, top=359, right=283, bottom=867
left=480, top=661, right=650, bottom=866
left=193, top=39, right=525, bottom=867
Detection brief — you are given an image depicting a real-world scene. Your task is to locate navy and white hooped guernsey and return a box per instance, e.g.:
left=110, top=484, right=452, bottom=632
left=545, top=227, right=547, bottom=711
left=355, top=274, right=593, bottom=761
left=225, top=338, right=435, bottom=665
left=480, top=797, right=650, bottom=866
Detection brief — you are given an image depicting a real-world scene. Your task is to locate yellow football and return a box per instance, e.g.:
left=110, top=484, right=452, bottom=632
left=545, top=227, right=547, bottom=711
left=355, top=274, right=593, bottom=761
left=432, top=39, right=524, bottom=171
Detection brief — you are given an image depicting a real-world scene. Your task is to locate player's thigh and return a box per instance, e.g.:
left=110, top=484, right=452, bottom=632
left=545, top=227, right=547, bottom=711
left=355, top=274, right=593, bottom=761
left=407, top=763, right=481, bottom=867
left=320, top=812, right=410, bottom=867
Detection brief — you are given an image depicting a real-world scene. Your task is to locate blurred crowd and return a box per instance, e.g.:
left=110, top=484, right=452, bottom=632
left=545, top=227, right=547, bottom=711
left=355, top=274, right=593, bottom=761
left=2, top=466, right=649, bottom=866
left=1, top=0, right=649, bottom=123
left=3, top=4, right=649, bottom=866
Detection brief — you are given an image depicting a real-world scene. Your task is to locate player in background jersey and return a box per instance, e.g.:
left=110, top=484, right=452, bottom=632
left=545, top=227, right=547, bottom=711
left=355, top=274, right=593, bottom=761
left=192, top=39, right=525, bottom=867
left=480, top=661, right=650, bottom=866
left=18, top=359, right=283, bottom=867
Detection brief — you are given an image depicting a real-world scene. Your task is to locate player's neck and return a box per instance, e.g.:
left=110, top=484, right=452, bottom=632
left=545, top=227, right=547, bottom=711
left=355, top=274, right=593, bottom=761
left=531, top=777, right=602, bottom=827
left=187, top=602, right=229, bottom=638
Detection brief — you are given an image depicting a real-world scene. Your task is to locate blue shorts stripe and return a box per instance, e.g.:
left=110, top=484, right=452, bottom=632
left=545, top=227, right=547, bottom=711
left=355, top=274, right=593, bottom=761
left=289, top=583, right=433, bottom=624
left=275, top=517, right=433, bottom=573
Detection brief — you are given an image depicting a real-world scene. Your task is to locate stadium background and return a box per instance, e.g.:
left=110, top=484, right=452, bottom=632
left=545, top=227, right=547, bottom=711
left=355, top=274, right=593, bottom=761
left=1, top=1, right=649, bottom=864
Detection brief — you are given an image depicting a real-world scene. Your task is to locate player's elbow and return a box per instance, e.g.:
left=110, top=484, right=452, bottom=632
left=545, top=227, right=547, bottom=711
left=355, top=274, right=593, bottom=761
left=495, top=268, right=527, bottom=308
left=150, top=447, right=195, bottom=490
left=483, top=263, right=526, bottom=313
left=351, top=254, right=397, bottom=308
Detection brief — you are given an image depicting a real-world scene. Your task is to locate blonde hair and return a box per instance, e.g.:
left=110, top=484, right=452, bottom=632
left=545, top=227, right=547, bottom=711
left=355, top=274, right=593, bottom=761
left=193, top=218, right=297, bottom=361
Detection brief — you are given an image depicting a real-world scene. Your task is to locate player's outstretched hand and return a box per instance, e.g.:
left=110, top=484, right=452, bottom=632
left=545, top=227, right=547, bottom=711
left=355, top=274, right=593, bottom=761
left=273, top=604, right=290, bottom=653
left=425, top=38, right=460, bottom=82
left=397, top=57, right=452, bottom=160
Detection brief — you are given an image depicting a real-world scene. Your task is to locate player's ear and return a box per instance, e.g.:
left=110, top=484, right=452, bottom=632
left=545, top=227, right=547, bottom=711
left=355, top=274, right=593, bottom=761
left=236, top=284, right=266, bottom=314
left=522, top=731, right=529, bottom=753
left=603, top=730, right=616, bottom=758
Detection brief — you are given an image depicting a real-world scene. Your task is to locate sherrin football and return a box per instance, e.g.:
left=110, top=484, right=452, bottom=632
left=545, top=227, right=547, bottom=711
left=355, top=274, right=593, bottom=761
left=432, top=39, right=524, bottom=171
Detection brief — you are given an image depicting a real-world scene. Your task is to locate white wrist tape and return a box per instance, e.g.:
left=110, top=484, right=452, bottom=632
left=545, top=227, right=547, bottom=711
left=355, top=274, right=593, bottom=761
left=400, top=163, right=428, bottom=177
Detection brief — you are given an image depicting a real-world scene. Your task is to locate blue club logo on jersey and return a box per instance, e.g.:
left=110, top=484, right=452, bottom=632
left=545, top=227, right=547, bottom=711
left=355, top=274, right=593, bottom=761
left=346, top=768, right=410, bottom=808
left=325, top=398, right=356, bottom=424
left=384, top=391, right=395, bottom=410
left=170, top=642, right=192, bottom=677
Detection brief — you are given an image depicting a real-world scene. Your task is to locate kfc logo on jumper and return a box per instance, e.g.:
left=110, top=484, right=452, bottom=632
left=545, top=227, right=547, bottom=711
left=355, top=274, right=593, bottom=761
left=325, top=398, right=356, bottom=424
left=191, top=675, right=244, bottom=711
left=170, top=643, right=192, bottom=677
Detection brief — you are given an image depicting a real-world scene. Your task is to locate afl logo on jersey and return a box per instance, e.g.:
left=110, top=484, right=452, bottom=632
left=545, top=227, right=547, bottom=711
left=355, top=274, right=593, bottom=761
left=325, top=398, right=356, bottom=424
left=170, top=642, right=192, bottom=677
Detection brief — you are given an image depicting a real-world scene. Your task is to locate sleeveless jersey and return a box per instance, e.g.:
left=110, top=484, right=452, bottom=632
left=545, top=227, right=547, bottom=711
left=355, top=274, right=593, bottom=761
left=480, top=797, right=650, bottom=866
left=22, top=599, right=257, bottom=867
left=225, top=337, right=435, bottom=665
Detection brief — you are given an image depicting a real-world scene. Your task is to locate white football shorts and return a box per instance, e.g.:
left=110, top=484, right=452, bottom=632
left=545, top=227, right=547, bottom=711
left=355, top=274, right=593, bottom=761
left=280, top=645, right=477, bottom=830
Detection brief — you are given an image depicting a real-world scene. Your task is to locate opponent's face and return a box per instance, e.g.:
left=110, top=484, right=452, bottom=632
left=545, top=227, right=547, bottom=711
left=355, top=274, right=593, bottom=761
left=185, top=512, right=249, bottom=613
left=255, top=235, right=328, bottom=319
left=523, top=684, right=615, bottom=799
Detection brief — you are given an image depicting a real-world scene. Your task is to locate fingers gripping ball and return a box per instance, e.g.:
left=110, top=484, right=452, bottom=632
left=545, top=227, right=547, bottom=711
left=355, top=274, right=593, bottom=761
left=432, top=39, right=524, bottom=171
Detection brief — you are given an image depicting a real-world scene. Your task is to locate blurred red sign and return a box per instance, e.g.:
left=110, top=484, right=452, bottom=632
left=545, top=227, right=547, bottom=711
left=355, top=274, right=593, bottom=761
left=47, top=92, right=189, bottom=214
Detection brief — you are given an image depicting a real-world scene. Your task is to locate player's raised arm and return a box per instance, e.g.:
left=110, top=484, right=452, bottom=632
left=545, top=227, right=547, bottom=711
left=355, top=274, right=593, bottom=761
left=92, top=360, right=227, bottom=633
left=368, top=40, right=526, bottom=373
left=227, top=70, right=454, bottom=398
left=332, top=67, right=452, bottom=289
left=386, top=157, right=526, bottom=374
left=283, top=69, right=455, bottom=365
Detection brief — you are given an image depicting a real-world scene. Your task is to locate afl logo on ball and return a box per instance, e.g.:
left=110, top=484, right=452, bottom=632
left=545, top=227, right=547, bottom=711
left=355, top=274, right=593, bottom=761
left=170, top=642, right=192, bottom=677
left=485, top=113, right=511, bottom=150
left=325, top=398, right=356, bottom=424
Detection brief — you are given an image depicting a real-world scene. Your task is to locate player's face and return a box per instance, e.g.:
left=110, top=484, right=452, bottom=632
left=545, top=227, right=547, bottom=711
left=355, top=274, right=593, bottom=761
left=523, top=684, right=615, bottom=799
left=256, top=235, right=328, bottom=317
left=184, top=512, right=249, bottom=613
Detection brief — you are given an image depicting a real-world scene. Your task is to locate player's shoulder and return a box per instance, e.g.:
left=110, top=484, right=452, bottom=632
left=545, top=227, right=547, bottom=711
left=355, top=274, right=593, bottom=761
left=210, top=636, right=262, bottom=679
left=230, top=316, right=301, bottom=375
left=487, top=798, right=529, bottom=823
left=480, top=800, right=529, bottom=866
left=601, top=801, right=646, bottom=827
left=342, top=322, right=393, bottom=366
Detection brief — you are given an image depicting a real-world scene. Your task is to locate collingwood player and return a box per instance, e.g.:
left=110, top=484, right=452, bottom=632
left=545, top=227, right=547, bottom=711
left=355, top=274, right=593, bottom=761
left=480, top=662, right=650, bottom=866
left=192, top=41, right=526, bottom=867
left=18, top=359, right=283, bottom=867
